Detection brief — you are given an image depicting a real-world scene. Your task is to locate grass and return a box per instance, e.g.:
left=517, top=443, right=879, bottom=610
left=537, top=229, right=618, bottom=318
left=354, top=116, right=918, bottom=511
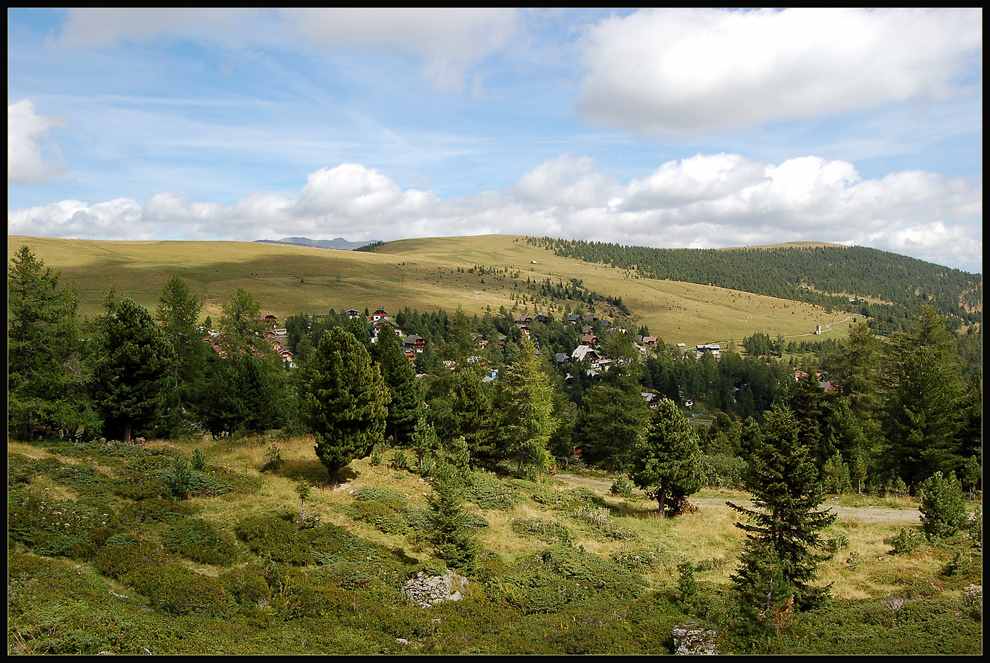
left=7, top=432, right=982, bottom=654
left=9, top=234, right=852, bottom=347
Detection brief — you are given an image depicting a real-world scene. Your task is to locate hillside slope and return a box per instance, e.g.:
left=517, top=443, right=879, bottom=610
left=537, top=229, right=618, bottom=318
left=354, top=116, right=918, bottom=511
left=8, top=234, right=853, bottom=346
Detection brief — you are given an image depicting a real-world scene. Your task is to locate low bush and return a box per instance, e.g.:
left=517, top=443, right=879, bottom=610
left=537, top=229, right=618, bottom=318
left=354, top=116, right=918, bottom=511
left=119, top=497, right=194, bottom=524
left=93, top=535, right=169, bottom=579
left=8, top=490, right=119, bottom=560
left=569, top=506, right=636, bottom=541
left=885, top=527, right=924, bottom=555
left=465, top=471, right=519, bottom=510
left=235, top=514, right=313, bottom=564
left=510, top=518, right=576, bottom=545
left=122, top=562, right=232, bottom=618
left=610, top=475, right=635, bottom=497
left=162, top=517, right=238, bottom=566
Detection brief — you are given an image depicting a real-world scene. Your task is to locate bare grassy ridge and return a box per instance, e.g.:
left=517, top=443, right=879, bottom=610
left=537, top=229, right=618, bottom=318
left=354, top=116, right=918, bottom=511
left=8, top=234, right=853, bottom=347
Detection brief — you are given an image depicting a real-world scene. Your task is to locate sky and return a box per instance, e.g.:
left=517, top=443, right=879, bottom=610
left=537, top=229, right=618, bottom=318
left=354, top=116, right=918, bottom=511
left=7, top=8, right=983, bottom=273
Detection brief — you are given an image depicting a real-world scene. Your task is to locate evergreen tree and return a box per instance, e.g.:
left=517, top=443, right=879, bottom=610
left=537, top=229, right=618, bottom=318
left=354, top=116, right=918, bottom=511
left=8, top=246, right=96, bottom=440
left=919, top=471, right=967, bottom=540
left=496, top=336, right=557, bottom=477
left=219, top=287, right=264, bottom=345
left=93, top=295, right=175, bottom=443
left=448, top=367, right=501, bottom=470
left=425, top=460, right=479, bottom=574
left=155, top=274, right=206, bottom=435
left=628, top=398, right=704, bottom=517
left=303, top=328, right=390, bottom=484
left=370, top=323, right=422, bottom=446
left=881, top=306, right=964, bottom=488
left=728, top=404, right=836, bottom=610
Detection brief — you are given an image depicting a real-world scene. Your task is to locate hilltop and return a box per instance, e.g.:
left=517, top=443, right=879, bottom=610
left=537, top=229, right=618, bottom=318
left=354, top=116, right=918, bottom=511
left=7, top=234, right=864, bottom=347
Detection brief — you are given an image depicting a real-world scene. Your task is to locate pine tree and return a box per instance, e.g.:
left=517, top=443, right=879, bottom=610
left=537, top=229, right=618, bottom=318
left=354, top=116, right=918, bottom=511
left=496, top=336, right=557, bottom=477
left=8, top=246, right=96, bottom=440
left=881, top=306, right=964, bottom=488
left=219, top=287, right=264, bottom=345
left=628, top=398, right=704, bottom=517
left=728, top=403, right=836, bottom=611
left=449, top=367, right=501, bottom=469
left=303, top=328, right=390, bottom=484
left=93, top=295, right=175, bottom=443
left=425, top=460, right=479, bottom=574
left=370, top=323, right=422, bottom=446
left=155, top=274, right=206, bottom=435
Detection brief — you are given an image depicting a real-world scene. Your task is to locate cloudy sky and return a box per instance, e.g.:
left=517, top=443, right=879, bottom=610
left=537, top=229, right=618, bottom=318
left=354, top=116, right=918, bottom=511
left=7, top=8, right=983, bottom=272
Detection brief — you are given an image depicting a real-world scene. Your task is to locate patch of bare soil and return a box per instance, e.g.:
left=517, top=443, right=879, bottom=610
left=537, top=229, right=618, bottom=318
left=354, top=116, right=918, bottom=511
left=554, top=473, right=920, bottom=524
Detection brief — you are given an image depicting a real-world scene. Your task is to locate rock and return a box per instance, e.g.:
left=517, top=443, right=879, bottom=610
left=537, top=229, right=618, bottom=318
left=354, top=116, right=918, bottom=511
left=672, top=625, right=718, bottom=655
left=401, top=570, right=469, bottom=608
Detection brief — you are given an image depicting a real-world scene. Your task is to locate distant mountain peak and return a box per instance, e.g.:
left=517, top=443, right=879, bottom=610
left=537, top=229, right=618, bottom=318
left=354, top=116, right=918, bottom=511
left=254, top=237, right=377, bottom=250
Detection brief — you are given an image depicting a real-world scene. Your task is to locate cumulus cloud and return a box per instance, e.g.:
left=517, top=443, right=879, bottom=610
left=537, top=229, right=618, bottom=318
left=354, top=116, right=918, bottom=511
left=8, top=100, right=68, bottom=185
left=7, top=155, right=982, bottom=273
left=577, top=8, right=983, bottom=135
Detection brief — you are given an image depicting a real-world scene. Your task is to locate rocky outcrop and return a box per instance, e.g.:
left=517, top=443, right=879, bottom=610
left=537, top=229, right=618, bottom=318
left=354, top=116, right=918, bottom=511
left=402, top=570, right=469, bottom=608
left=672, top=625, right=718, bottom=655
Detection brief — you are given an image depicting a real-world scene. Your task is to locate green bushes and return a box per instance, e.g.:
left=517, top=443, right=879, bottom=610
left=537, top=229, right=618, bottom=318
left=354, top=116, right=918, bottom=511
left=510, top=518, right=576, bottom=545
left=8, top=490, right=118, bottom=560
left=609, top=475, right=635, bottom=497
left=235, top=514, right=313, bottom=564
left=349, top=486, right=411, bottom=534
left=885, top=528, right=923, bottom=555
left=569, top=506, right=636, bottom=541
left=700, top=453, right=747, bottom=489
left=123, top=562, right=232, bottom=617
left=162, top=517, right=238, bottom=566
left=919, top=472, right=967, bottom=540
left=93, top=535, right=169, bottom=578
left=465, top=470, right=519, bottom=510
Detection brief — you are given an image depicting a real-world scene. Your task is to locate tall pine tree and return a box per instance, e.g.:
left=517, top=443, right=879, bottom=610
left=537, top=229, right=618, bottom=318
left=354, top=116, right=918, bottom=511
left=728, top=403, right=836, bottom=611
left=93, top=295, right=175, bottom=443
left=496, top=336, right=557, bottom=477
left=628, top=398, right=703, bottom=517
left=303, top=328, right=390, bottom=484
left=370, top=324, right=422, bottom=446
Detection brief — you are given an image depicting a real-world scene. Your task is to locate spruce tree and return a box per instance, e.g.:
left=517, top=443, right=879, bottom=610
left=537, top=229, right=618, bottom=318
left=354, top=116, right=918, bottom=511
left=8, top=246, right=96, bottom=440
left=155, top=274, right=206, bottom=435
left=449, top=367, right=500, bottom=469
left=496, top=336, right=557, bottom=477
left=303, top=328, right=390, bottom=484
left=881, top=306, right=963, bottom=487
left=628, top=398, right=703, bottom=517
left=93, top=295, right=175, bottom=443
left=728, top=403, right=836, bottom=611
left=426, top=460, right=479, bottom=574
left=370, top=324, right=422, bottom=446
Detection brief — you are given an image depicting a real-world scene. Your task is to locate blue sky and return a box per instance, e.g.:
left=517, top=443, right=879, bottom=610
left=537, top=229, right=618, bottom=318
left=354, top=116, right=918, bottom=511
left=7, top=8, right=983, bottom=272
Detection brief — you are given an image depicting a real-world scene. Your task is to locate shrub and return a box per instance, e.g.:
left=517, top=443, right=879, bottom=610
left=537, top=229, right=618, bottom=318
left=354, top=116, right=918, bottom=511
left=700, top=453, right=747, bottom=489
left=465, top=470, right=519, bottom=510
left=8, top=490, right=118, bottom=560
left=919, top=472, right=967, bottom=540
left=885, top=527, right=923, bottom=555
left=822, top=533, right=851, bottom=554
left=961, top=584, right=982, bottom=620
left=260, top=444, right=283, bottom=473
left=511, top=518, right=576, bottom=545
left=570, top=506, right=636, bottom=541
left=235, top=514, right=313, bottom=564
left=167, top=457, right=192, bottom=499
left=822, top=452, right=853, bottom=494
left=967, top=505, right=982, bottom=546
left=348, top=499, right=410, bottom=534
left=191, top=448, right=207, bottom=472
left=122, top=562, right=231, bottom=617
left=162, top=517, right=237, bottom=566
left=93, top=535, right=169, bottom=578
left=119, top=497, right=194, bottom=524
left=610, top=476, right=635, bottom=497
left=390, top=449, right=409, bottom=471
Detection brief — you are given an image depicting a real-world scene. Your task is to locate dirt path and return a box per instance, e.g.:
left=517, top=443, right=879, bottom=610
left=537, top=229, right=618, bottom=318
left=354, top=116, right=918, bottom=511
left=554, top=473, right=920, bottom=525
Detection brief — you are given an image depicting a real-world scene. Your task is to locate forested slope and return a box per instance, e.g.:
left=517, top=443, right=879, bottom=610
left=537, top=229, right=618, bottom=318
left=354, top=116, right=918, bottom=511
left=529, top=238, right=982, bottom=334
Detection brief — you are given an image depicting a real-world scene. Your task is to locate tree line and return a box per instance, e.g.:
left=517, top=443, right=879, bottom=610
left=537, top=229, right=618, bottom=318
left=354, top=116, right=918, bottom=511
left=528, top=236, right=983, bottom=334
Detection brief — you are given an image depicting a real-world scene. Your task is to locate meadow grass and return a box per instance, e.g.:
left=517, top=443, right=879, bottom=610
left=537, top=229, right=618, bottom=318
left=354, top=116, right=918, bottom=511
left=9, top=234, right=851, bottom=347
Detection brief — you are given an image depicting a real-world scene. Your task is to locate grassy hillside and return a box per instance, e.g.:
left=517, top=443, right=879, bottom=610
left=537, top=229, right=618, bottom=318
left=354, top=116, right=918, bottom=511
left=8, top=235, right=853, bottom=347
left=8, top=433, right=982, bottom=654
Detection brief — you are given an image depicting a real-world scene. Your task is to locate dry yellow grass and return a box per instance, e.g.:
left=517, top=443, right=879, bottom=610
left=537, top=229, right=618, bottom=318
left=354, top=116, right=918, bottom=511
left=9, top=233, right=851, bottom=347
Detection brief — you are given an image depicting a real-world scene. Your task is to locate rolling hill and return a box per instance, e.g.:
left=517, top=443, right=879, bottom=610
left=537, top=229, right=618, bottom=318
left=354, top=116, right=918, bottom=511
left=8, top=234, right=885, bottom=346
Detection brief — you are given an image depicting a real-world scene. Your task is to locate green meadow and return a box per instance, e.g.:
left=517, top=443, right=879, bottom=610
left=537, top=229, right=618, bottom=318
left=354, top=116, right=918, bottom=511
left=7, top=234, right=852, bottom=347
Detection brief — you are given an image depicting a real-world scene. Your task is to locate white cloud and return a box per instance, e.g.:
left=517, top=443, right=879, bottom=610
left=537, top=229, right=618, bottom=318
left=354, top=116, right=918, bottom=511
left=577, top=8, right=983, bottom=135
left=8, top=100, right=68, bottom=185
left=57, top=8, right=256, bottom=48
left=7, top=155, right=982, bottom=273
left=279, top=9, right=516, bottom=90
